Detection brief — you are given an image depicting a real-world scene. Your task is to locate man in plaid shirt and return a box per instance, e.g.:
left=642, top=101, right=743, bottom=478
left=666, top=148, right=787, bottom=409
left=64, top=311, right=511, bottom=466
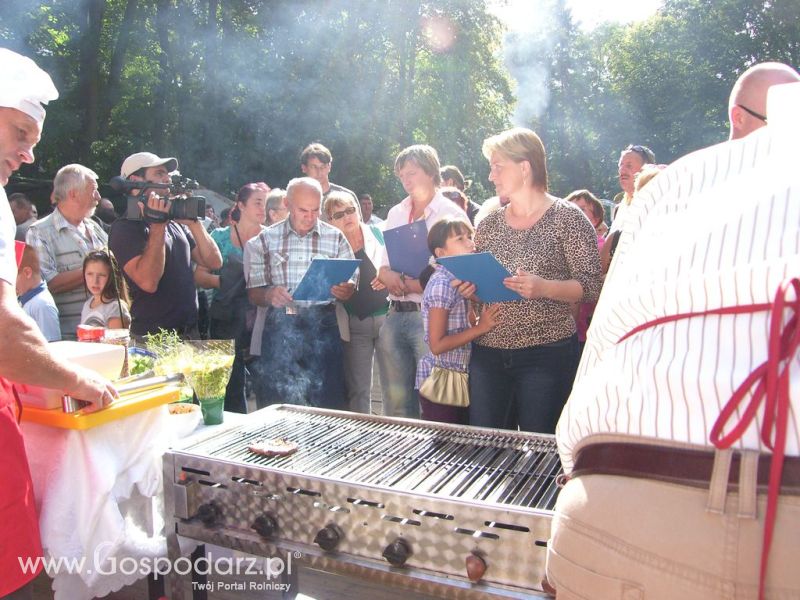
left=245, top=177, right=355, bottom=409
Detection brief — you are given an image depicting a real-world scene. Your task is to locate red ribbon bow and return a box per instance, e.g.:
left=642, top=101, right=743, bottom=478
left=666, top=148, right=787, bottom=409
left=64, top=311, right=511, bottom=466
left=618, top=278, right=800, bottom=600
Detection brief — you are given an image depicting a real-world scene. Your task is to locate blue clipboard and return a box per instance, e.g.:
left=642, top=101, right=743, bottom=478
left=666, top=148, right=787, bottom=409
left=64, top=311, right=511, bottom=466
left=383, top=220, right=431, bottom=278
left=291, top=258, right=361, bottom=302
left=436, top=252, right=522, bottom=302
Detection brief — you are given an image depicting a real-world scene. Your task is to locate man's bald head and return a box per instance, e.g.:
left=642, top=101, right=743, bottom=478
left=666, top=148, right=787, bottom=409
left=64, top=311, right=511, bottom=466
left=728, top=62, right=800, bottom=140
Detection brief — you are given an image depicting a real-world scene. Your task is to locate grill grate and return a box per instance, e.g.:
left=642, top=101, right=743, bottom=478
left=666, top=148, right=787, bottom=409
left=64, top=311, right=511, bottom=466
left=182, top=406, right=562, bottom=510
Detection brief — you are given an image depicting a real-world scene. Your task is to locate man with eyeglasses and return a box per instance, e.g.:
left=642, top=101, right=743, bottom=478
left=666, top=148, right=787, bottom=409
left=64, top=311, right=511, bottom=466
left=549, top=80, right=800, bottom=600
left=299, top=142, right=359, bottom=205
left=245, top=177, right=356, bottom=409
left=728, top=62, right=799, bottom=140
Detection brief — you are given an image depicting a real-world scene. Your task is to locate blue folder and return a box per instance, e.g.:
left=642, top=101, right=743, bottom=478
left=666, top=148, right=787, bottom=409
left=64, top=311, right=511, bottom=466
left=291, top=258, right=361, bottom=302
left=383, top=220, right=432, bottom=278
left=436, top=252, right=522, bottom=302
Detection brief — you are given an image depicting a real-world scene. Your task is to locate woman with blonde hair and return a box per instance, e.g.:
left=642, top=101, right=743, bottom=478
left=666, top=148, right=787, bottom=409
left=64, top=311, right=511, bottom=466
left=324, top=191, right=391, bottom=414
left=456, top=128, right=602, bottom=433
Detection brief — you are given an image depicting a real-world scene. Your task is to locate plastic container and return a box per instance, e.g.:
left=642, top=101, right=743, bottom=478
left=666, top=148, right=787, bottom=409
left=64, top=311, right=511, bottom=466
left=17, top=341, right=127, bottom=409
left=103, top=329, right=130, bottom=377
left=199, top=396, right=224, bottom=425
left=77, top=324, right=105, bottom=342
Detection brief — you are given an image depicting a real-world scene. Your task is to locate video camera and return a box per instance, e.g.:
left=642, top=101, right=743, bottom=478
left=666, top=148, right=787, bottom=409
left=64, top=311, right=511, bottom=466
left=109, top=174, right=206, bottom=222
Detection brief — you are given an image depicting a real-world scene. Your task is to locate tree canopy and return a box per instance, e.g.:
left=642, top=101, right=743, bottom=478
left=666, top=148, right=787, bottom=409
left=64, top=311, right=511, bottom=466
left=1, top=0, right=796, bottom=210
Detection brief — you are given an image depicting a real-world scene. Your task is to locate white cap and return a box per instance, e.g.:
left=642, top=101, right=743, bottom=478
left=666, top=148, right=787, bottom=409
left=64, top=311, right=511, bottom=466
left=0, top=48, right=58, bottom=124
left=120, top=152, right=178, bottom=178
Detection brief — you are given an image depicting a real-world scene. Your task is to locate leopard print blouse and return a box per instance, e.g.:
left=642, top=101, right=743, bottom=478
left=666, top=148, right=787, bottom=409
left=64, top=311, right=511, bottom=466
left=475, top=199, right=602, bottom=350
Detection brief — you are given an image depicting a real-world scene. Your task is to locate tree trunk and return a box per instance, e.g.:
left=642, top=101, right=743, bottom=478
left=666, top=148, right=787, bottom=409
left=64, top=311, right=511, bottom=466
left=99, top=0, right=138, bottom=138
left=77, top=0, right=105, bottom=162
left=152, top=0, right=173, bottom=150
left=396, top=1, right=420, bottom=147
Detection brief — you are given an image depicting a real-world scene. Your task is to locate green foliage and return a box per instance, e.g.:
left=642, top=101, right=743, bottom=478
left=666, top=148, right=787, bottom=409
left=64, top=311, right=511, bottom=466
left=0, top=0, right=796, bottom=208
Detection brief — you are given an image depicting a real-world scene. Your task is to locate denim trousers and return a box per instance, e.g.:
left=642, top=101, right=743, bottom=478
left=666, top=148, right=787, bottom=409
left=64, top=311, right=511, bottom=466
left=210, top=316, right=249, bottom=414
left=257, top=307, right=345, bottom=410
left=378, top=309, right=427, bottom=418
left=343, top=312, right=389, bottom=414
left=469, top=335, right=579, bottom=433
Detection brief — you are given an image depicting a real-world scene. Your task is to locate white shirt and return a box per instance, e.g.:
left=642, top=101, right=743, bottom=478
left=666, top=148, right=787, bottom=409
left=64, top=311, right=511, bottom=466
left=556, top=118, right=800, bottom=471
left=381, top=191, right=468, bottom=304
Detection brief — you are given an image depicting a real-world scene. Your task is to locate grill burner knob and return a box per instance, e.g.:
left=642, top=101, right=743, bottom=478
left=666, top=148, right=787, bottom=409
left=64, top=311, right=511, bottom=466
left=466, top=552, right=487, bottom=582
left=314, top=524, right=343, bottom=552
left=382, top=538, right=412, bottom=567
left=196, top=501, right=223, bottom=528
left=251, top=513, right=279, bottom=539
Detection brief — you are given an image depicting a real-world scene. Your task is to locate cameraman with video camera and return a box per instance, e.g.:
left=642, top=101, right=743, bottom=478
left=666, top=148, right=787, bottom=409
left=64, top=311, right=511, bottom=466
left=109, top=152, right=221, bottom=338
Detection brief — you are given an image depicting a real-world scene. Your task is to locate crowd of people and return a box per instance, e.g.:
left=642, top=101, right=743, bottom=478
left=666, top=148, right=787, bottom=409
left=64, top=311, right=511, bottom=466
left=3, top=38, right=800, bottom=596
left=8, top=61, right=799, bottom=445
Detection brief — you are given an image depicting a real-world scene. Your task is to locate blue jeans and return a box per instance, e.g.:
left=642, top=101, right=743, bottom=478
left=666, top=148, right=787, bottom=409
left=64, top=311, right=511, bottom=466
left=378, top=310, right=427, bottom=418
left=469, top=335, right=579, bottom=433
left=258, top=306, right=345, bottom=409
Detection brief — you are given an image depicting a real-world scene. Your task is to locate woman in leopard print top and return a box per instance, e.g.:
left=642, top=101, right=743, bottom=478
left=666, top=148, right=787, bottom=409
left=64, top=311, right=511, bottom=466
left=466, top=128, right=602, bottom=433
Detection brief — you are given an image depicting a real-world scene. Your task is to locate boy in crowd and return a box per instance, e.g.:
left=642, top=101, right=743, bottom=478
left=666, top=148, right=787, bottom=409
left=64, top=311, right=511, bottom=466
left=16, top=243, right=60, bottom=341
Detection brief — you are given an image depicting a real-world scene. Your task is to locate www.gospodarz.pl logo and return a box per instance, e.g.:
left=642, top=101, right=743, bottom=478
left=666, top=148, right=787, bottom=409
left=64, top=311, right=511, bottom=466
left=19, top=544, right=299, bottom=583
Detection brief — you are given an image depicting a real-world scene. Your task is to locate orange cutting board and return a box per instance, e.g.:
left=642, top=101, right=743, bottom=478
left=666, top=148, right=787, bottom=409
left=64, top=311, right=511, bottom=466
left=20, top=386, right=181, bottom=430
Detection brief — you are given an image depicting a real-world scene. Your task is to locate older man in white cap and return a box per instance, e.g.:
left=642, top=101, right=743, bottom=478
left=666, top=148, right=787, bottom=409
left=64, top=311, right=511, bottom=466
left=0, top=47, right=117, bottom=600
left=109, top=151, right=221, bottom=337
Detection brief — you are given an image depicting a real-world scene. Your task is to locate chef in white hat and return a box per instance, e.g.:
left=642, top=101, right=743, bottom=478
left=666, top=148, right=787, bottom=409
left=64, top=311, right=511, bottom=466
left=0, top=48, right=117, bottom=599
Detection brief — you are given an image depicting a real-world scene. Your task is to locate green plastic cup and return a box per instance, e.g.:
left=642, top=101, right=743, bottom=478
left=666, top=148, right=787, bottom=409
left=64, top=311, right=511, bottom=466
left=199, top=396, right=224, bottom=425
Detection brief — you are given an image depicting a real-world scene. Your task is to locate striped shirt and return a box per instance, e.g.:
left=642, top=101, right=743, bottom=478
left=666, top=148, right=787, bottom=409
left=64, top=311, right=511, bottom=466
left=244, top=217, right=355, bottom=306
left=556, top=124, right=800, bottom=471
left=416, top=266, right=471, bottom=389
left=26, top=207, right=108, bottom=340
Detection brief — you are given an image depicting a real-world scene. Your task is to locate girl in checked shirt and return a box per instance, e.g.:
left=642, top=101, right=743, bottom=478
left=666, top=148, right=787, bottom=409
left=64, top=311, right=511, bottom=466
left=415, top=218, right=500, bottom=424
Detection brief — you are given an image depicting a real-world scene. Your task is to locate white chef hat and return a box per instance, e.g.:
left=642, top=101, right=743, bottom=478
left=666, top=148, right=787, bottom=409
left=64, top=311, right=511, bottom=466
left=0, top=48, right=59, bottom=124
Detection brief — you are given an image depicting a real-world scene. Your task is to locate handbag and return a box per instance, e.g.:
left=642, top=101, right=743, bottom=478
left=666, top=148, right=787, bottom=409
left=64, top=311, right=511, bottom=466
left=419, top=363, right=469, bottom=407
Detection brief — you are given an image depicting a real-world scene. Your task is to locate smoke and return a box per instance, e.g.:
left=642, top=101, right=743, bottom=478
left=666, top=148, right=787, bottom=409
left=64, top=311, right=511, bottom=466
left=259, top=309, right=344, bottom=409
left=496, top=1, right=561, bottom=126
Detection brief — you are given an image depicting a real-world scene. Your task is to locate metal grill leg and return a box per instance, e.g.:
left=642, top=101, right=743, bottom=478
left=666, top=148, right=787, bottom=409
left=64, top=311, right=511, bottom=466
left=190, top=545, right=208, bottom=600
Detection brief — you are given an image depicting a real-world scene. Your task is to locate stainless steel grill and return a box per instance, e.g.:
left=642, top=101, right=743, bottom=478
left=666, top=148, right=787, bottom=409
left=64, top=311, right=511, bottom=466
left=164, top=406, right=561, bottom=599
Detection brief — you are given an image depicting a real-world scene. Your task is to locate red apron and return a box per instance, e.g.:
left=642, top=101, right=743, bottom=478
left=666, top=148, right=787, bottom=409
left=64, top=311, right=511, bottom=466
left=0, top=242, right=44, bottom=594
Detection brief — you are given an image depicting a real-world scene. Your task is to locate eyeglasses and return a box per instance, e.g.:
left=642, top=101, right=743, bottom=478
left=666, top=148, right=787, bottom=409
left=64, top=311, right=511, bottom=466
left=330, top=206, right=357, bottom=220
left=737, top=104, right=767, bottom=123
left=625, top=144, right=655, bottom=164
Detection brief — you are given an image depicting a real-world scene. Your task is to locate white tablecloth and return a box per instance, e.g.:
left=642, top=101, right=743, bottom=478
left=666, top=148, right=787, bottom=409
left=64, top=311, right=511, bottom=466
left=21, top=405, right=225, bottom=599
